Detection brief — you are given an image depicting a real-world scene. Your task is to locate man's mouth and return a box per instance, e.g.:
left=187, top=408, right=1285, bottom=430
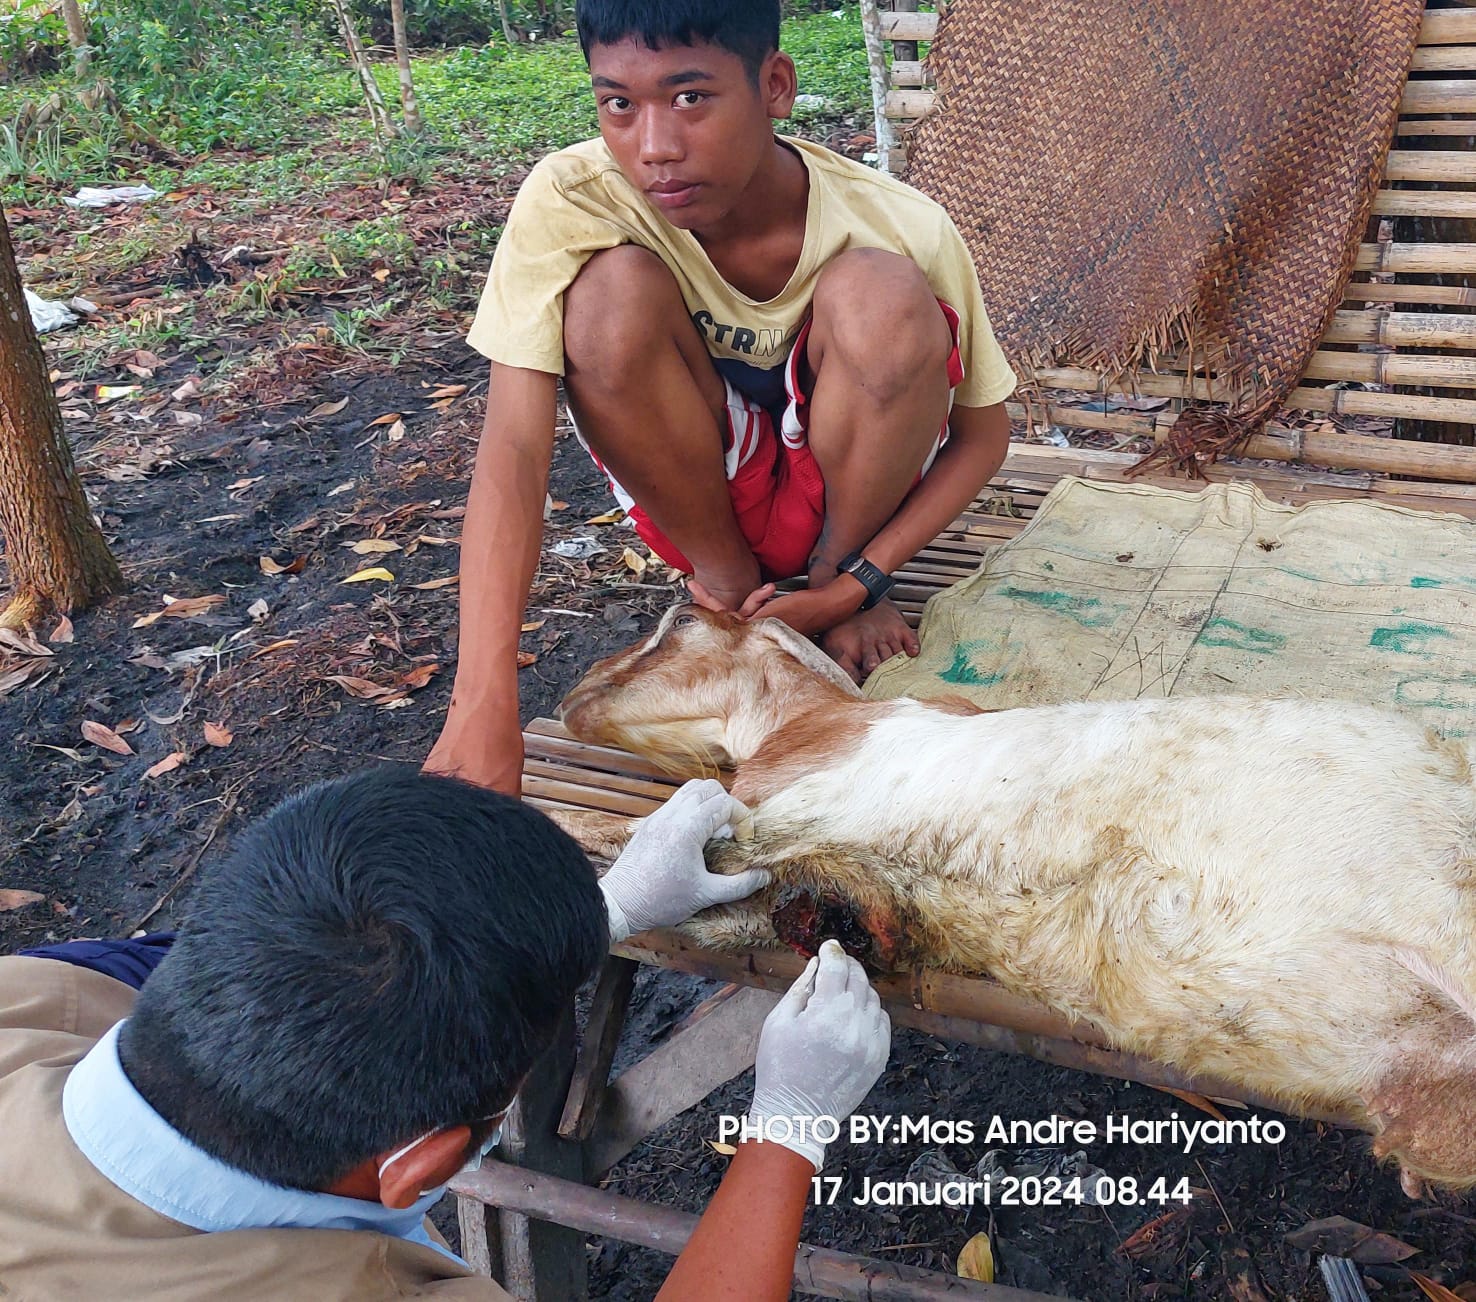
left=647, top=181, right=700, bottom=209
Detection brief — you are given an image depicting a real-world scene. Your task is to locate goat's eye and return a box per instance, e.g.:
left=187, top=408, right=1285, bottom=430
left=675, top=614, right=700, bottom=628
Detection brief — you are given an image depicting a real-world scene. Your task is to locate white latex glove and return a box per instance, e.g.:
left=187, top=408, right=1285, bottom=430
left=599, top=779, right=770, bottom=943
left=748, top=939, right=892, bottom=1170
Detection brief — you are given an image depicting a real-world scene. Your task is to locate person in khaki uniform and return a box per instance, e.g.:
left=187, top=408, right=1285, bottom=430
left=0, top=769, right=890, bottom=1301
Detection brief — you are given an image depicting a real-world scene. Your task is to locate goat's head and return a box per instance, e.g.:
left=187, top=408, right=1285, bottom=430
left=559, top=604, right=862, bottom=773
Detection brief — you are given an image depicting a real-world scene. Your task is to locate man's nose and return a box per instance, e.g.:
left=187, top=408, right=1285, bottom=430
left=638, top=110, right=683, bottom=166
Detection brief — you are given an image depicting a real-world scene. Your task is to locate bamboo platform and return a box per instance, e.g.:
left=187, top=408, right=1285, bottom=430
left=867, top=1, right=1476, bottom=471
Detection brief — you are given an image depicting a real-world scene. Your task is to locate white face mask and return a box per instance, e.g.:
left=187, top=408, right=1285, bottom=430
left=376, top=1115, right=507, bottom=1191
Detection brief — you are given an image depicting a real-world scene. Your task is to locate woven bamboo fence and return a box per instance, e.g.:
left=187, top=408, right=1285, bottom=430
left=869, top=1, right=1476, bottom=480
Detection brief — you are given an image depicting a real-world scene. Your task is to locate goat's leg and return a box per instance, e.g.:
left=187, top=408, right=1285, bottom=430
left=1365, top=1037, right=1476, bottom=1193
left=545, top=808, right=639, bottom=864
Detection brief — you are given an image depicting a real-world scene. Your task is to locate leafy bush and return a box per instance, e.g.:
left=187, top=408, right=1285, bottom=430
left=0, top=0, right=68, bottom=82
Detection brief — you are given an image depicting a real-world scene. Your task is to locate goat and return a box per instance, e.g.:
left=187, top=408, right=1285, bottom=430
left=555, top=604, right=1476, bottom=1193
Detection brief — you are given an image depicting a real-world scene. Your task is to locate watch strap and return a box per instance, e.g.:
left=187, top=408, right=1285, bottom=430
left=838, top=552, right=894, bottom=611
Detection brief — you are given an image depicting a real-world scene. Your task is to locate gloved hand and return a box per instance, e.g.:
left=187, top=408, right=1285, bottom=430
left=599, top=779, right=770, bottom=943
left=748, top=939, right=892, bottom=1170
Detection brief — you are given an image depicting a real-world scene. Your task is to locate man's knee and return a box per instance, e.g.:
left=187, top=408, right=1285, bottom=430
left=564, top=245, right=684, bottom=380
left=810, top=249, right=951, bottom=396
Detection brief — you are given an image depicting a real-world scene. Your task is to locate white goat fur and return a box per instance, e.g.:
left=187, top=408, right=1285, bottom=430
left=557, top=605, right=1476, bottom=1189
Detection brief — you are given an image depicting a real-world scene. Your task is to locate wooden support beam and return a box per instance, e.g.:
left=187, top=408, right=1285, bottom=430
left=558, top=956, right=638, bottom=1143
left=584, top=981, right=777, bottom=1178
left=452, top=1163, right=1072, bottom=1301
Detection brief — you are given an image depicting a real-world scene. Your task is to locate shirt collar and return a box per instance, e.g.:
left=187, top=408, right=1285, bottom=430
left=63, top=1020, right=458, bottom=1260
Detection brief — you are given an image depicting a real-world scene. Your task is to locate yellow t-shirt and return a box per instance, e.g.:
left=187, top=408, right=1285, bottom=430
left=467, top=135, right=1016, bottom=413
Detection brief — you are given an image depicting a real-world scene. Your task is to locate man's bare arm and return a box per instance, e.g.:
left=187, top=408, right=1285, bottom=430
left=424, top=363, right=559, bottom=795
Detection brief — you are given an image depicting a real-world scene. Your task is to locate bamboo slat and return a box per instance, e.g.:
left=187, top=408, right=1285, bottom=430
left=1395, top=118, right=1476, bottom=135
left=1422, top=9, right=1476, bottom=44
left=1382, top=149, right=1476, bottom=181
left=1400, top=79, right=1476, bottom=114
left=878, top=9, right=935, bottom=41
left=1322, top=308, right=1476, bottom=346
left=1371, top=189, right=1476, bottom=219
left=1301, top=349, right=1476, bottom=388
left=1354, top=241, right=1476, bottom=272
left=889, top=58, right=928, bottom=86
left=1343, top=281, right=1476, bottom=306
left=885, top=88, right=1476, bottom=123
left=1410, top=44, right=1476, bottom=70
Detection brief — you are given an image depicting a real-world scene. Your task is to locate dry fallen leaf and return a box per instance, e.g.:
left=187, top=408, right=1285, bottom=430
left=1410, top=1273, right=1466, bottom=1302
left=707, top=1141, right=737, bottom=1157
left=307, top=396, right=350, bottom=419
left=957, top=1233, right=994, bottom=1283
left=366, top=411, right=402, bottom=427
left=0, top=627, right=52, bottom=657
left=427, top=383, right=467, bottom=400
left=521, top=620, right=546, bottom=632
left=1151, top=1086, right=1228, bottom=1122
left=410, top=575, right=459, bottom=590
left=49, top=614, right=74, bottom=644
left=248, top=598, right=270, bottom=621
left=326, top=674, right=396, bottom=700
left=348, top=538, right=403, bottom=555
left=248, top=638, right=299, bottom=659
left=1117, top=1207, right=1193, bottom=1261
left=171, top=376, right=202, bottom=403
left=386, top=419, right=405, bottom=443
left=550, top=499, right=570, bottom=511
left=144, top=751, right=188, bottom=779
left=82, top=720, right=136, bottom=756
left=621, top=547, right=648, bottom=577
left=258, top=554, right=302, bottom=576
left=203, top=721, right=233, bottom=747
left=587, top=508, right=626, bottom=525
left=96, top=384, right=140, bottom=403
left=341, top=567, right=395, bottom=584
left=131, top=593, right=227, bottom=628
left=36, top=744, right=85, bottom=761
left=1285, top=1216, right=1417, bottom=1264
left=517, top=651, right=537, bottom=668
left=398, top=663, right=440, bottom=690
left=0, top=889, right=45, bottom=912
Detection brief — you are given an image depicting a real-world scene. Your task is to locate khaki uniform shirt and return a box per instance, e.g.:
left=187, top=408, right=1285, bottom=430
left=0, top=956, right=512, bottom=1300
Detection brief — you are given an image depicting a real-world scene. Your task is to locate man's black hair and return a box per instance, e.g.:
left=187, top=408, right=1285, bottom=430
left=119, top=767, right=608, bottom=1191
left=576, top=0, right=781, bottom=82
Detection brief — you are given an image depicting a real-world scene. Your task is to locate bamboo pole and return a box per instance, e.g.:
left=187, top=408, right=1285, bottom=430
left=1006, top=400, right=1476, bottom=480
left=1035, top=363, right=1476, bottom=425
left=1383, top=149, right=1476, bottom=181
left=889, top=58, right=928, bottom=86
left=859, top=0, right=901, bottom=171
left=1422, top=9, right=1476, bottom=44
left=1401, top=79, right=1476, bottom=114
left=1354, top=241, right=1476, bottom=272
left=452, top=1165, right=1068, bottom=1302
left=879, top=8, right=1476, bottom=49
left=1301, top=350, right=1476, bottom=388
left=1410, top=44, right=1476, bottom=70
left=1342, top=281, right=1476, bottom=307
left=884, top=87, right=934, bottom=120
left=1396, top=118, right=1476, bottom=135
left=1372, top=189, right=1476, bottom=219
left=1322, top=308, right=1476, bottom=346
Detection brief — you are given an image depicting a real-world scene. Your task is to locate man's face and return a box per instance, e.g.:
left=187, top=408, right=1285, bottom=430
left=588, top=37, right=796, bottom=232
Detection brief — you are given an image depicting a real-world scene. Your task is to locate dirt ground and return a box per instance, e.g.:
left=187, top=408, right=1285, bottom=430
left=3, top=188, right=1475, bottom=1301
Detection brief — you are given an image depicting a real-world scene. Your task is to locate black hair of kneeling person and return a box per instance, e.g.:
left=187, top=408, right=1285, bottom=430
left=575, top=0, right=780, bottom=84
left=118, top=767, right=609, bottom=1192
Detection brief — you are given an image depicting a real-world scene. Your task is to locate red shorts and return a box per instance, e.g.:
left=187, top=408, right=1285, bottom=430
left=584, top=300, right=965, bottom=581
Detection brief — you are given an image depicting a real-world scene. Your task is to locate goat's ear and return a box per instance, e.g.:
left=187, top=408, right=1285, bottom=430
left=752, top=618, right=864, bottom=697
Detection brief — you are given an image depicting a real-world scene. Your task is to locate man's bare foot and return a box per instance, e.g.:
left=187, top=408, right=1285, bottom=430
left=819, top=598, right=920, bottom=683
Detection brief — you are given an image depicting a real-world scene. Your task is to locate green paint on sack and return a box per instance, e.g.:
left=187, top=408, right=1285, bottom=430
left=1411, top=576, right=1443, bottom=588
left=1370, top=622, right=1454, bottom=654
left=938, top=643, right=1004, bottom=686
left=1195, top=618, right=1287, bottom=654
left=999, top=586, right=1119, bottom=628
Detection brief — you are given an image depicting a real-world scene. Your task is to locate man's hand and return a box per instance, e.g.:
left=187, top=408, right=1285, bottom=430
left=687, top=576, right=776, bottom=618
left=423, top=712, right=524, bottom=796
left=599, top=779, right=770, bottom=942
left=747, top=939, right=892, bottom=1170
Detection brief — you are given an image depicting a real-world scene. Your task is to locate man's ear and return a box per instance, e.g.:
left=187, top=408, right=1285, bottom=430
left=376, top=1126, right=471, bottom=1210
left=762, top=50, right=798, bottom=120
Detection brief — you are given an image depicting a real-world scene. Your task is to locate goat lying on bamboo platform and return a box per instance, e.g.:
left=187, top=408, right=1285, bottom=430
left=553, top=604, right=1476, bottom=1193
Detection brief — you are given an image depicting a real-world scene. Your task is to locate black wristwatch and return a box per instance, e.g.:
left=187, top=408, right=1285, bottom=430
left=837, top=551, right=894, bottom=611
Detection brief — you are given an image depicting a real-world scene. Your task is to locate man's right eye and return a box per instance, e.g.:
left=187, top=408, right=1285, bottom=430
left=601, top=97, right=634, bottom=113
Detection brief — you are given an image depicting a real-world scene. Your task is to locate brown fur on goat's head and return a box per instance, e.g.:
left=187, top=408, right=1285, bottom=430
left=559, top=604, right=861, bottom=773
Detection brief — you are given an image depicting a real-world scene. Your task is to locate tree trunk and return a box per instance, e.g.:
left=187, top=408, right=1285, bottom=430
left=389, top=0, right=423, bottom=134
left=495, top=0, right=516, bottom=46
left=326, top=0, right=397, bottom=142
left=0, top=207, right=123, bottom=630
left=59, top=0, right=91, bottom=75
